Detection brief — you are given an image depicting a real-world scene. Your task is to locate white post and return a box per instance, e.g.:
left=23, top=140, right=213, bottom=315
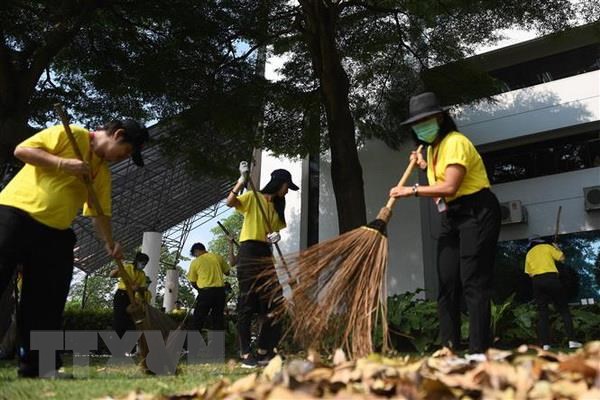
left=142, top=231, right=162, bottom=305
left=163, top=269, right=178, bottom=312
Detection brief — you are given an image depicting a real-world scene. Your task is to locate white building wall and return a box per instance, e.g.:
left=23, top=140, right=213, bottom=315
left=456, top=70, right=600, bottom=242
left=457, top=70, right=600, bottom=146
left=493, top=168, right=600, bottom=241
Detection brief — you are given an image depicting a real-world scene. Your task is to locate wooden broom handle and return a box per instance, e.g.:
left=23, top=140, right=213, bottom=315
left=54, top=104, right=137, bottom=303
left=385, top=145, right=423, bottom=210
left=554, top=205, right=562, bottom=243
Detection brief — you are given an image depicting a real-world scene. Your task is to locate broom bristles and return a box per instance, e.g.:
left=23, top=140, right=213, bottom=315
left=262, top=215, right=391, bottom=358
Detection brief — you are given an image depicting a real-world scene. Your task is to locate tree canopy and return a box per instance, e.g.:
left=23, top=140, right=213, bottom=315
left=2, top=0, right=598, bottom=231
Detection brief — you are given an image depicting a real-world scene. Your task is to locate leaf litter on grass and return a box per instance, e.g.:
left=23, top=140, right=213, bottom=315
left=101, top=341, right=600, bottom=399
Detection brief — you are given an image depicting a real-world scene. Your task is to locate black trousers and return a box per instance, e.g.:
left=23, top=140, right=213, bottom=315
left=0, top=205, right=75, bottom=372
left=113, top=289, right=135, bottom=338
left=437, top=189, right=501, bottom=353
left=193, top=286, right=226, bottom=331
left=236, top=240, right=282, bottom=355
left=532, top=272, right=575, bottom=345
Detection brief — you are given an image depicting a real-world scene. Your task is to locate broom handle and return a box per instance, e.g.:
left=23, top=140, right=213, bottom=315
left=385, top=145, right=424, bottom=210
left=53, top=104, right=137, bottom=304
left=554, top=205, right=562, bottom=243
left=217, top=221, right=239, bottom=248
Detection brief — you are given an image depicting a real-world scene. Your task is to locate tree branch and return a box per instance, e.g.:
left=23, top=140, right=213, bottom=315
left=24, top=1, right=106, bottom=99
left=213, top=26, right=298, bottom=77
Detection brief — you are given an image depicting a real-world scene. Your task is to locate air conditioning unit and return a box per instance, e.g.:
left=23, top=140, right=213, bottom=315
left=500, top=200, right=527, bottom=225
left=584, top=186, right=600, bottom=211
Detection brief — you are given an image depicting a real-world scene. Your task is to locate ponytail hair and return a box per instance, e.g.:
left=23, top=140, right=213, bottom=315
left=260, top=178, right=286, bottom=225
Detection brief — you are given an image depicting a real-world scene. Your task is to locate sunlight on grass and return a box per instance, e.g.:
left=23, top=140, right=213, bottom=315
left=0, top=356, right=249, bottom=400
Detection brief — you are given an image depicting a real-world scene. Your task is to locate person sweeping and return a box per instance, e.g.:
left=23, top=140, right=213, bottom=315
left=389, top=92, right=501, bottom=355
left=111, top=252, right=151, bottom=343
left=0, top=119, right=148, bottom=377
left=226, top=163, right=298, bottom=368
left=525, top=235, right=581, bottom=350
left=186, top=242, right=230, bottom=332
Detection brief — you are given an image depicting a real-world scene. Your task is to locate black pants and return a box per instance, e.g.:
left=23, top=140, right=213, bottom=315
left=193, top=287, right=226, bottom=331
left=237, top=240, right=282, bottom=355
left=437, top=189, right=501, bottom=353
left=0, top=206, right=75, bottom=373
left=532, top=272, right=575, bottom=345
left=113, top=289, right=135, bottom=338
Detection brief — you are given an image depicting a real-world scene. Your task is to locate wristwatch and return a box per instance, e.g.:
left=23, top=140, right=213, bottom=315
left=411, top=183, right=419, bottom=197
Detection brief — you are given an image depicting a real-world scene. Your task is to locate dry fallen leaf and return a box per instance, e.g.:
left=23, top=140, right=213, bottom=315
left=333, top=348, right=347, bottom=366
left=262, top=355, right=283, bottom=382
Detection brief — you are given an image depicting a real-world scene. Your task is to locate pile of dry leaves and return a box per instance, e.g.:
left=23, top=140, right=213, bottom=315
left=107, top=342, right=600, bottom=399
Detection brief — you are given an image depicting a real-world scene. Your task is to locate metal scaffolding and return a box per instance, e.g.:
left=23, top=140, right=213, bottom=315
left=73, top=123, right=232, bottom=273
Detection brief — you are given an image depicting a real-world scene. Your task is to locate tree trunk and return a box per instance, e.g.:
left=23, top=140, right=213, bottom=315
left=0, top=115, right=32, bottom=167
left=299, top=0, right=367, bottom=233
left=0, top=45, right=36, bottom=167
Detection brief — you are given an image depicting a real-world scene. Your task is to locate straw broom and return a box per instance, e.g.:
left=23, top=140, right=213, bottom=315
left=54, top=104, right=177, bottom=373
left=272, top=146, right=422, bottom=358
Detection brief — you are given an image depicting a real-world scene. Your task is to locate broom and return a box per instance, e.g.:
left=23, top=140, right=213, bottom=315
left=53, top=104, right=177, bottom=372
left=271, top=146, right=422, bottom=358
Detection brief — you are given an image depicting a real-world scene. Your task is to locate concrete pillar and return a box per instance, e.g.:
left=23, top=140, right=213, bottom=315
left=162, top=269, right=178, bottom=312
left=142, top=231, right=162, bottom=305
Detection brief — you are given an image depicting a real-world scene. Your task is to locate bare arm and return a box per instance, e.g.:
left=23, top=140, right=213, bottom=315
left=14, top=146, right=89, bottom=176
left=389, top=164, right=466, bottom=198
left=227, top=240, right=237, bottom=268
left=92, top=215, right=123, bottom=259
left=226, top=179, right=245, bottom=208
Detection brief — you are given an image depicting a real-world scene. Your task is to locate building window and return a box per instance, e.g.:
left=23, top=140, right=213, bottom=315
left=482, top=130, right=600, bottom=184
left=490, top=43, right=600, bottom=92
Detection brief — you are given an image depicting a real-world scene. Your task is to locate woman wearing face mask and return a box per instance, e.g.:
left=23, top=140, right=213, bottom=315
left=389, top=92, right=501, bottom=355
left=110, top=252, right=150, bottom=339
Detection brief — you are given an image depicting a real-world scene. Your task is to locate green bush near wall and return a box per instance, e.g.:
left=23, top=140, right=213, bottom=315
left=384, top=290, right=600, bottom=353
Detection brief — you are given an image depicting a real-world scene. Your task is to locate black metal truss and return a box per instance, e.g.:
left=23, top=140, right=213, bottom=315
left=73, top=124, right=232, bottom=273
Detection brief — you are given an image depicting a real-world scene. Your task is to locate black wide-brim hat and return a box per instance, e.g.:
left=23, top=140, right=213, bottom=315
left=401, top=92, right=447, bottom=125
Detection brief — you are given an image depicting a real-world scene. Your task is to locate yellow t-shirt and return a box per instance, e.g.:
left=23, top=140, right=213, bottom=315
left=0, top=125, right=111, bottom=229
left=187, top=252, right=230, bottom=288
left=117, top=263, right=148, bottom=290
left=525, top=244, right=564, bottom=276
left=235, top=191, right=286, bottom=243
left=426, top=131, right=491, bottom=203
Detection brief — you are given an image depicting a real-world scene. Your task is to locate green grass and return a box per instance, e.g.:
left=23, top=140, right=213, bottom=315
left=0, top=355, right=250, bottom=400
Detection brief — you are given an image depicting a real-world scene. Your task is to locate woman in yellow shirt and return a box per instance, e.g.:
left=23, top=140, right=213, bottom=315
left=226, top=166, right=298, bottom=368
left=390, top=92, right=501, bottom=355
left=0, top=119, right=148, bottom=377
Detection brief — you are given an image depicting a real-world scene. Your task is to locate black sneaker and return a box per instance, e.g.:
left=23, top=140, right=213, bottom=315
left=240, top=354, right=258, bottom=368
left=257, top=351, right=281, bottom=366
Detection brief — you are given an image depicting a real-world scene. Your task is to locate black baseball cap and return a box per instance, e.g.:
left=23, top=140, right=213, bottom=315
left=271, top=169, right=299, bottom=191
left=101, top=119, right=149, bottom=167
